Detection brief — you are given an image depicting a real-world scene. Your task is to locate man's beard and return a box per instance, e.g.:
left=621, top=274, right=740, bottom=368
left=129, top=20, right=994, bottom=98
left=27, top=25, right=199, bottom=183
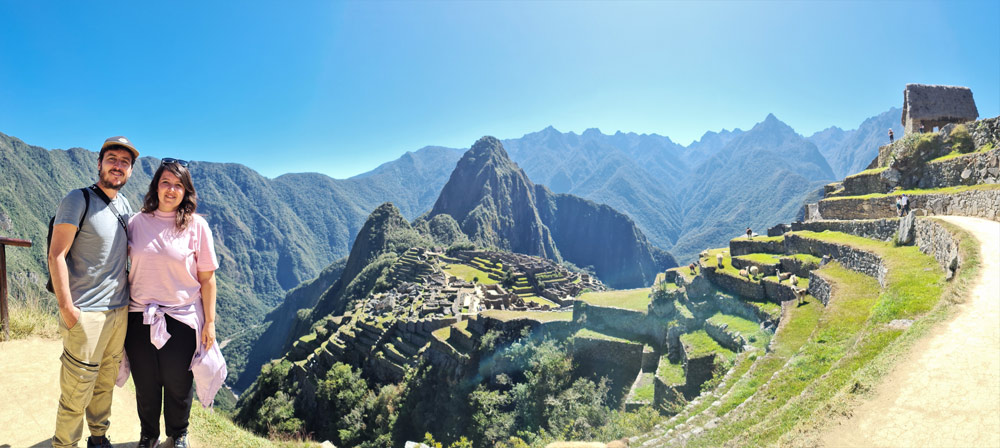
left=98, top=168, right=127, bottom=190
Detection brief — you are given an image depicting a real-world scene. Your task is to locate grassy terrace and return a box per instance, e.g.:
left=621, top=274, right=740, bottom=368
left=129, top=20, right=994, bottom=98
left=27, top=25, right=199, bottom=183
left=431, top=325, right=451, bottom=342
left=732, top=235, right=784, bottom=243
left=845, top=166, right=888, bottom=178
left=521, top=295, right=558, bottom=308
left=633, top=372, right=656, bottom=402
left=574, top=327, right=630, bottom=343
left=733, top=253, right=782, bottom=265
left=480, top=309, right=573, bottom=323
left=680, top=330, right=735, bottom=360
left=443, top=263, right=498, bottom=285
left=784, top=253, right=822, bottom=265
left=762, top=275, right=810, bottom=290
left=927, top=143, right=994, bottom=163
left=578, top=288, right=652, bottom=311
left=658, top=356, right=686, bottom=386
left=821, top=182, right=1000, bottom=201
left=685, top=227, right=955, bottom=447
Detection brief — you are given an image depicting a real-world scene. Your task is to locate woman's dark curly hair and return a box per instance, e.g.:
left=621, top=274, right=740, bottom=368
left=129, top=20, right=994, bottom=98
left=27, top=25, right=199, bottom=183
left=142, top=161, right=198, bottom=230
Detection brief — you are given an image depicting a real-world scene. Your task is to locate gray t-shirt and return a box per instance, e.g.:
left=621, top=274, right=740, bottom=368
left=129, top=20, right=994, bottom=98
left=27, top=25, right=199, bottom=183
left=54, top=188, right=133, bottom=311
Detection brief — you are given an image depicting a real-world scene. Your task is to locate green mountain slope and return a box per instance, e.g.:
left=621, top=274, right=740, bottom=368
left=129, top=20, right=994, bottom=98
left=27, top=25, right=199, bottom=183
left=431, top=136, right=676, bottom=288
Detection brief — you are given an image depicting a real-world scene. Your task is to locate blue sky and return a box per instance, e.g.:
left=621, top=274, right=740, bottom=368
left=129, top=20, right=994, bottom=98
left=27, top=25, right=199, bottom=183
left=1, top=1, right=997, bottom=179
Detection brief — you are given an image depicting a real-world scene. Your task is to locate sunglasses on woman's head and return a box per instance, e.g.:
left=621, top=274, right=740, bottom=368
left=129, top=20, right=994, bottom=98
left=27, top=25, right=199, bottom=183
left=161, top=158, right=189, bottom=167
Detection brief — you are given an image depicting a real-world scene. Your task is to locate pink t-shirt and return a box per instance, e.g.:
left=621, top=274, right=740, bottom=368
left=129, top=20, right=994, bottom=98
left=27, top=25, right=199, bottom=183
left=128, top=210, right=219, bottom=307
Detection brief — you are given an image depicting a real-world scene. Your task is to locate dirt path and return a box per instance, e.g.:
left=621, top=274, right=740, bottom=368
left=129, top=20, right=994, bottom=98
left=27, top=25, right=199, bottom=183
left=821, top=216, right=1000, bottom=447
left=0, top=337, right=193, bottom=447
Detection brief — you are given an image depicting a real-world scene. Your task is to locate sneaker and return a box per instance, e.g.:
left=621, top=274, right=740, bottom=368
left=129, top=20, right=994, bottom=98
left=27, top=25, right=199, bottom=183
left=86, top=435, right=112, bottom=448
left=171, top=433, right=189, bottom=448
left=137, top=434, right=159, bottom=448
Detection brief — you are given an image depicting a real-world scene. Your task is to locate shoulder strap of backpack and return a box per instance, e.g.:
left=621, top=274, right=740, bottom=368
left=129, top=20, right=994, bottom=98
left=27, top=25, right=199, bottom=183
left=88, top=184, right=128, bottom=233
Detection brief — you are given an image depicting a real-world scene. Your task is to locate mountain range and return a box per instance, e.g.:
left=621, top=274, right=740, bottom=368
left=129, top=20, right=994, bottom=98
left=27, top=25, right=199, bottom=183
left=0, top=107, right=896, bottom=386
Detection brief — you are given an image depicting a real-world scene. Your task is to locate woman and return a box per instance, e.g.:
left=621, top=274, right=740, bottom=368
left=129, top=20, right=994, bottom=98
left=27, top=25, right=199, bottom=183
left=123, top=159, right=226, bottom=448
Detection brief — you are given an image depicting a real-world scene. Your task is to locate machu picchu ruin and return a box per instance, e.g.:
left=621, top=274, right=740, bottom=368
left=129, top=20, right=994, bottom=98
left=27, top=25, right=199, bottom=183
left=228, top=93, right=999, bottom=447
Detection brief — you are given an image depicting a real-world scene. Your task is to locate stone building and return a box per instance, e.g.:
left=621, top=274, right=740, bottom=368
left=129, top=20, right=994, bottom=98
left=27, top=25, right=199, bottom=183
left=901, top=84, right=978, bottom=135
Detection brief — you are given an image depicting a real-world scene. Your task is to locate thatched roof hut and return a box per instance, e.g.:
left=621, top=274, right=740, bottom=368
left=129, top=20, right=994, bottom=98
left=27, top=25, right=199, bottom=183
left=902, top=84, right=978, bottom=134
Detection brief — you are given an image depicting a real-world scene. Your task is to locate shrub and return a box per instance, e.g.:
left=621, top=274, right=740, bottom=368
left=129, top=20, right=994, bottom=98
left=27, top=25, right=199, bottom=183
left=946, top=124, right=974, bottom=153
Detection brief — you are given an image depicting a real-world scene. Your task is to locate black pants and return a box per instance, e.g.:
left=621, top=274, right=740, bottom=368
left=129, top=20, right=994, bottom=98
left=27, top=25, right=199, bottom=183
left=125, top=312, right=195, bottom=440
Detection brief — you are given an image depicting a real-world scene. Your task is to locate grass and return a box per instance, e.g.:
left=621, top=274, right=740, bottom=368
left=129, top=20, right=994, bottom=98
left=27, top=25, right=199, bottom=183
left=686, top=227, right=951, bottom=446
left=431, top=325, right=451, bottom=342
left=689, top=263, right=879, bottom=447
left=673, top=299, right=694, bottom=320
left=778, top=218, right=981, bottom=445
left=733, top=235, right=784, bottom=243
left=679, top=330, right=735, bottom=360
left=784, top=253, right=822, bottom=265
left=733, top=253, right=782, bottom=265
left=707, top=313, right=771, bottom=351
left=521, top=295, right=558, bottom=308
left=658, top=356, right=686, bottom=385
left=443, top=263, right=498, bottom=285
left=706, top=312, right=760, bottom=335
left=743, top=299, right=781, bottom=320
left=4, top=290, right=60, bottom=341
left=845, top=166, right=888, bottom=178
left=633, top=372, right=656, bottom=402
left=480, top=309, right=574, bottom=322
left=189, top=404, right=319, bottom=448
left=927, top=141, right=994, bottom=163
left=574, top=327, right=631, bottom=343
left=821, top=183, right=1000, bottom=201
left=578, top=288, right=652, bottom=312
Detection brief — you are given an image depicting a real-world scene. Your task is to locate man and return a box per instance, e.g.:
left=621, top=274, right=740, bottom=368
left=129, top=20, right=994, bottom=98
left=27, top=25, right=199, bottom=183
left=49, top=136, right=138, bottom=448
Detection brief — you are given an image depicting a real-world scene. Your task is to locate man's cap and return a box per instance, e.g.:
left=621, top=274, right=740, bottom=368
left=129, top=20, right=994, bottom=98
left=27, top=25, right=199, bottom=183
left=101, top=136, right=140, bottom=159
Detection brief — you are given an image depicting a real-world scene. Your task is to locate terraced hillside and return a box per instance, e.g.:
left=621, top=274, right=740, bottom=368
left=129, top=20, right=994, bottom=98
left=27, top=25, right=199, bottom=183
left=620, top=116, right=998, bottom=447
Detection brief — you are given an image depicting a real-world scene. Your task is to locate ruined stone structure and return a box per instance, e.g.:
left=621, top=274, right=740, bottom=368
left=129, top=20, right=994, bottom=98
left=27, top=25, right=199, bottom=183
left=901, top=84, right=978, bottom=135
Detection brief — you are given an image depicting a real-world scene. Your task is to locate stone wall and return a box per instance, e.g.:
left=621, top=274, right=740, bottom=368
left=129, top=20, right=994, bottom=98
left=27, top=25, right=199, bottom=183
left=792, top=218, right=899, bottom=242
left=729, top=238, right=786, bottom=256
left=714, top=293, right=777, bottom=329
left=969, top=116, right=1000, bottom=149
left=572, top=336, right=644, bottom=402
left=704, top=320, right=747, bottom=353
left=842, top=169, right=896, bottom=196
left=818, top=189, right=1000, bottom=221
left=762, top=278, right=797, bottom=303
left=779, top=256, right=820, bottom=278
left=731, top=256, right=779, bottom=276
left=574, top=303, right=666, bottom=347
left=703, top=267, right=767, bottom=301
left=808, top=270, right=833, bottom=306
left=654, top=379, right=686, bottom=414
left=917, top=148, right=999, bottom=189
left=914, top=218, right=962, bottom=279
left=681, top=352, right=717, bottom=399
left=783, top=233, right=888, bottom=286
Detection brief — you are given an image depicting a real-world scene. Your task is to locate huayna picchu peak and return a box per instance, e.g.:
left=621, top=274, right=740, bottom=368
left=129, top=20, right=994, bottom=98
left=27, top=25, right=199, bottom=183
left=430, top=135, right=676, bottom=289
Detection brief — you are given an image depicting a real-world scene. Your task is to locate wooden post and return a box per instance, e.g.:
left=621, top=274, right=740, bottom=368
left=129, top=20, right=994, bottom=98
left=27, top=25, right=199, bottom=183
left=0, top=237, right=33, bottom=341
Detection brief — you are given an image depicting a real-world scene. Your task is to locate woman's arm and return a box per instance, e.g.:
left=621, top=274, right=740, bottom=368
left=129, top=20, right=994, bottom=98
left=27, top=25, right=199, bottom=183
left=198, top=270, right=217, bottom=349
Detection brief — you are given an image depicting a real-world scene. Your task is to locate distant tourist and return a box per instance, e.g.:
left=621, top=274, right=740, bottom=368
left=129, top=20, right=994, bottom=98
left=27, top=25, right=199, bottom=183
left=901, top=193, right=911, bottom=215
left=888, top=128, right=894, bottom=143
left=123, top=158, right=226, bottom=448
left=49, top=136, right=138, bottom=448
left=896, top=195, right=903, bottom=216
left=746, top=227, right=753, bottom=240
left=920, top=124, right=925, bottom=133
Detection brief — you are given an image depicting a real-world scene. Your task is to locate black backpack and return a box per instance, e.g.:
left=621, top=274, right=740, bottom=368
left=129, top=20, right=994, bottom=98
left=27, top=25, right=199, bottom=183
left=45, top=188, right=91, bottom=293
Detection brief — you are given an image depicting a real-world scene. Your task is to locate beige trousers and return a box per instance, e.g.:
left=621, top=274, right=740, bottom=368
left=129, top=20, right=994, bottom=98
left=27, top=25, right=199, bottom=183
left=52, top=307, right=127, bottom=447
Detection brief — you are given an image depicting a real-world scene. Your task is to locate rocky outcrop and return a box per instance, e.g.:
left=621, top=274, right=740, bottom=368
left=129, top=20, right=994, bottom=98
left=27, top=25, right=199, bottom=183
left=432, top=136, right=676, bottom=288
